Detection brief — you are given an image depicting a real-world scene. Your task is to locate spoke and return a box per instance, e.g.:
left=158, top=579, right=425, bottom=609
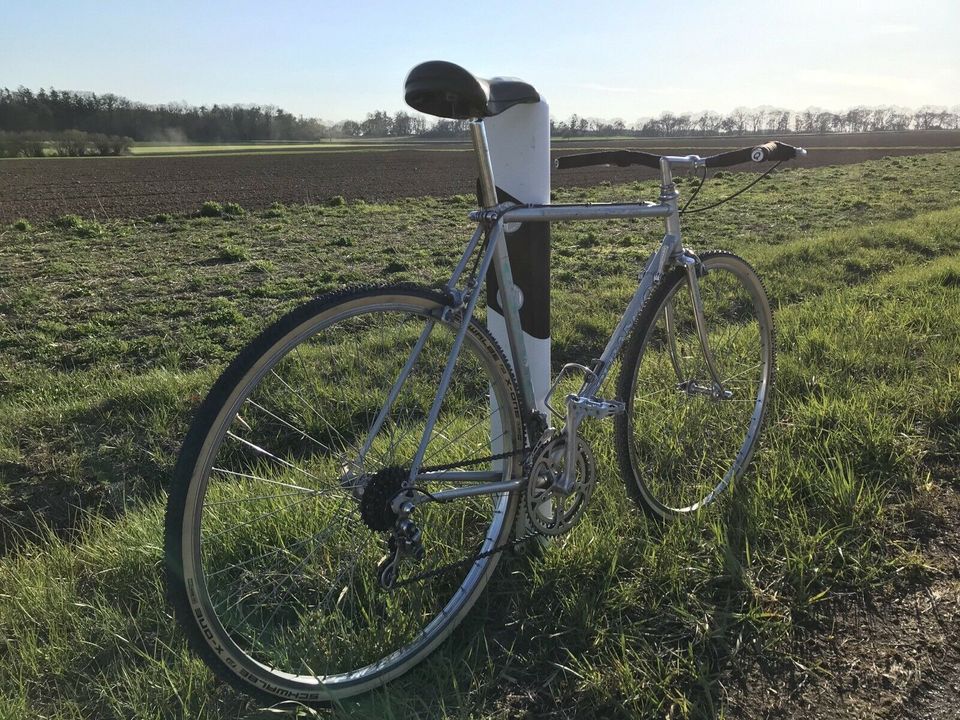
left=632, top=384, right=679, bottom=404
left=271, top=361, right=375, bottom=467
left=207, top=506, right=359, bottom=588
left=320, top=531, right=375, bottom=613
left=350, top=334, right=383, bottom=468
left=204, top=493, right=316, bottom=541
left=237, top=537, right=325, bottom=648
left=213, top=503, right=359, bottom=621
left=295, top=345, right=352, bottom=454
left=247, top=528, right=374, bottom=667
left=211, top=466, right=327, bottom=496
left=205, top=490, right=322, bottom=507
left=226, top=431, right=328, bottom=485
left=427, top=406, right=499, bottom=461
left=715, top=320, right=751, bottom=353
left=244, top=398, right=360, bottom=471
left=721, top=361, right=764, bottom=386
left=424, top=429, right=509, bottom=470
left=360, top=315, right=434, bottom=460
left=206, top=534, right=319, bottom=581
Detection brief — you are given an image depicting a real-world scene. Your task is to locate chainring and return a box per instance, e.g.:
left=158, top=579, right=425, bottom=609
left=523, top=435, right=596, bottom=536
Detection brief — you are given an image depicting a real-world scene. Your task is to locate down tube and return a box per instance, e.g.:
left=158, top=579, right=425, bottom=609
left=582, top=235, right=676, bottom=397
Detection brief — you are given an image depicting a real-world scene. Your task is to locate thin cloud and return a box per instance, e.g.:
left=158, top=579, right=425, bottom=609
left=569, top=83, right=697, bottom=96
left=795, top=69, right=923, bottom=94
left=573, top=83, right=641, bottom=94
left=867, top=23, right=920, bottom=35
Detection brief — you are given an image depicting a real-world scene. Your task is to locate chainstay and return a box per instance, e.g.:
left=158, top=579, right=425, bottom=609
left=388, top=449, right=530, bottom=589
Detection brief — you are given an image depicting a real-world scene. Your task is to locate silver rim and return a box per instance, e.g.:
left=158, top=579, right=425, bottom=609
left=625, top=256, right=773, bottom=516
left=178, top=293, right=521, bottom=699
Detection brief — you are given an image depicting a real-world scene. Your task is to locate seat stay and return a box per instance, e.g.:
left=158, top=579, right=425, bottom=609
left=406, top=216, right=505, bottom=483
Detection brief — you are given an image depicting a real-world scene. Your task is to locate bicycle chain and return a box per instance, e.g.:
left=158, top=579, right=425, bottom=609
left=387, top=526, right=540, bottom=590
left=386, top=448, right=539, bottom=590
left=417, top=449, right=520, bottom=475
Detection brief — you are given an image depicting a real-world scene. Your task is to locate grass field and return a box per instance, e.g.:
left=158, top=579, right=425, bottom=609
left=1, top=152, right=959, bottom=718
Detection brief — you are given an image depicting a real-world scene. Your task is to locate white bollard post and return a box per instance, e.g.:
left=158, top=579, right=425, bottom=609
left=483, top=100, right=551, bottom=417
left=483, top=100, right=553, bottom=544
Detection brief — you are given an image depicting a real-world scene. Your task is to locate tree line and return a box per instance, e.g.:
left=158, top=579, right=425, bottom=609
left=553, top=105, right=960, bottom=137
left=1, top=86, right=957, bottom=151
left=0, top=86, right=327, bottom=143
left=0, top=129, right=132, bottom=158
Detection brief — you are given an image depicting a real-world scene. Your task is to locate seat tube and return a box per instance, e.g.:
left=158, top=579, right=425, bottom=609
left=470, top=121, right=498, bottom=207
left=490, top=223, right=538, bottom=422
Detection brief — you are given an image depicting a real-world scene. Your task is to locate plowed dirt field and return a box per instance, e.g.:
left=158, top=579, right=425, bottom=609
left=2, top=132, right=957, bottom=221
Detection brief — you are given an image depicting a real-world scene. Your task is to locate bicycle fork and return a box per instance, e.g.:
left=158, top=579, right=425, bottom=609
left=674, top=252, right=732, bottom=400
left=546, top=249, right=730, bottom=496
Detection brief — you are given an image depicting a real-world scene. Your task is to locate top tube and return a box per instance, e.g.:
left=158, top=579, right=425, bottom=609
left=495, top=202, right=673, bottom=224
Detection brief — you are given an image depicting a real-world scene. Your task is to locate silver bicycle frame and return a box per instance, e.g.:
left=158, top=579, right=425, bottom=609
left=372, top=121, right=714, bottom=505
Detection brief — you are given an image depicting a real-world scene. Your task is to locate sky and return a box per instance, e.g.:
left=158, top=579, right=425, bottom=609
left=2, top=0, right=957, bottom=124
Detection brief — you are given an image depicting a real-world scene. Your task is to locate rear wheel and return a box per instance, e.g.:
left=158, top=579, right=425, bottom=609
left=615, top=252, right=775, bottom=520
left=165, top=284, right=523, bottom=703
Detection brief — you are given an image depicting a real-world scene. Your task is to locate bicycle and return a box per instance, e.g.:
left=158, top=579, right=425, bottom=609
left=165, top=60, right=805, bottom=704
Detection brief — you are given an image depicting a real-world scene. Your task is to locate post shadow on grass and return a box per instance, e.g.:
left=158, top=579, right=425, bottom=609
left=293, top=551, right=544, bottom=719
left=174, top=488, right=768, bottom=719
left=707, top=469, right=841, bottom=717
left=358, top=485, right=770, bottom=719
left=0, top=390, right=192, bottom=555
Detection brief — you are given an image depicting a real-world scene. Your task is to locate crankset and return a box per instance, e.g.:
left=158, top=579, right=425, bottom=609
left=523, top=434, right=597, bottom=536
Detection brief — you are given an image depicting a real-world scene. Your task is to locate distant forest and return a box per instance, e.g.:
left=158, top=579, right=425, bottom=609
left=1, top=86, right=958, bottom=149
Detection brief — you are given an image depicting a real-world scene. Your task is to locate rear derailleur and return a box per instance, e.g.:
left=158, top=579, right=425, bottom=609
left=357, top=465, right=425, bottom=589
left=376, top=517, right=424, bottom=590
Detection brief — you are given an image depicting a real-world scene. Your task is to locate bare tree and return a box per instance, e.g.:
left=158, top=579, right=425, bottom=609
left=747, top=108, right=767, bottom=134
left=360, top=110, right=392, bottom=137
left=770, top=109, right=791, bottom=134
left=694, top=111, right=721, bottom=134
left=728, top=107, right=749, bottom=135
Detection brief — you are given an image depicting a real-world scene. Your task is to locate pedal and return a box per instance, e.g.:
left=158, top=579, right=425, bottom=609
left=566, top=395, right=625, bottom=419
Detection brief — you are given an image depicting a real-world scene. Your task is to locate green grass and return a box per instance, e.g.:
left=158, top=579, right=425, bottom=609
left=0, top=151, right=959, bottom=718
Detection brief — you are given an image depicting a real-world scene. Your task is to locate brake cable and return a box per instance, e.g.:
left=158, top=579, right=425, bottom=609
left=680, top=165, right=707, bottom=213
left=679, top=160, right=784, bottom=214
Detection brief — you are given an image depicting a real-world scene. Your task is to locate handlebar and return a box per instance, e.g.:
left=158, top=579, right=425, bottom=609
left=706, top=140, right=801, bottom=167
left=555, top=150, right=661, bottom=170
left=554, top=141, right=806, bottom=171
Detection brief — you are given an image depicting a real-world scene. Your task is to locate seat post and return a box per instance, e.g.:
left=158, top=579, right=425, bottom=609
left=469, top=120, right=499, bottom=208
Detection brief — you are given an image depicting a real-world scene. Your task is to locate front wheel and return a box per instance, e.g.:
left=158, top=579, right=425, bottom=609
left=165, top=284, right=524, bottom=703
left=615, top=251, right=775, bottom=520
